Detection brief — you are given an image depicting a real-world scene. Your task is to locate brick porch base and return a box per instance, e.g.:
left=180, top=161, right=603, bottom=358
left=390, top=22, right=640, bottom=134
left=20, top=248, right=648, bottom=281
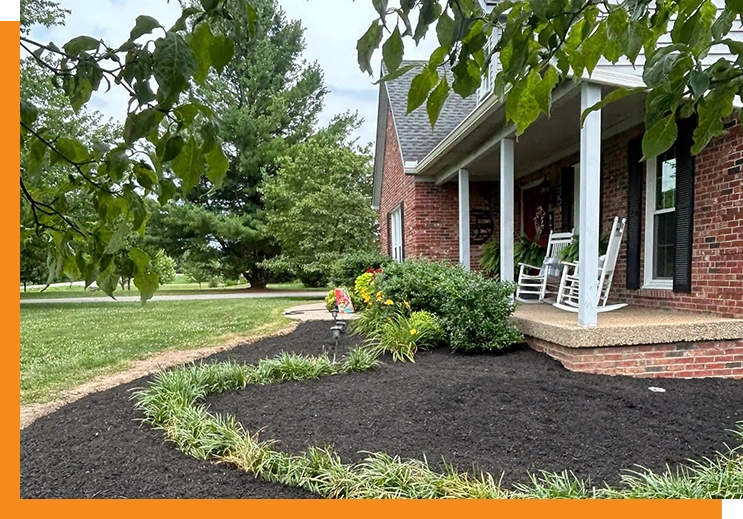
left=526, top=337, right=743, bottom=378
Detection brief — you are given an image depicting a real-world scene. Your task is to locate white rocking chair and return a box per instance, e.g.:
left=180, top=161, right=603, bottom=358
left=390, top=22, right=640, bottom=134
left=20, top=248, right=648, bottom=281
left=553, top=216, right=627, bottom=313
left=515, top=230, right=574, bottom=304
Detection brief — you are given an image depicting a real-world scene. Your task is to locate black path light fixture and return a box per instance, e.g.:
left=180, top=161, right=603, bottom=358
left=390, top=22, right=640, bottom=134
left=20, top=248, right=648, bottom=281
left=329, top=303, right=347, bottom=352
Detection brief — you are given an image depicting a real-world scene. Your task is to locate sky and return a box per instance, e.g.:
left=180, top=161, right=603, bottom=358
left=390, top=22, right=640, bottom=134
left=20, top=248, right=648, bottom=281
left=28, top=0, right=440, bottom=147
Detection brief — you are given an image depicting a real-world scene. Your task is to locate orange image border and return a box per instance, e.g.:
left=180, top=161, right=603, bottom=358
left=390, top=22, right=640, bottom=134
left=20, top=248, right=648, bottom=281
left=7, top=16, right=723, bottom=519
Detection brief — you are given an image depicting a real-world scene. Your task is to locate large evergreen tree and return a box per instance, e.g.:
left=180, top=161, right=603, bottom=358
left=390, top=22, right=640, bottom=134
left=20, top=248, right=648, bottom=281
left=152, top=0, right=327, bottom=288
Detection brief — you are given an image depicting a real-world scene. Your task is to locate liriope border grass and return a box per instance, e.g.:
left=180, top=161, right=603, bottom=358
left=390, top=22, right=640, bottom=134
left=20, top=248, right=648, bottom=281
left=133, top=350, right=743, bottom=499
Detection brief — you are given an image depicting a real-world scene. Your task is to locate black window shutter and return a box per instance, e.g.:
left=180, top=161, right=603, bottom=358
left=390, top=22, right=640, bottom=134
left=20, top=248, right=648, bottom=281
left=399, top=202, right=405, bottom=260
left=674, top=117, right=696, bottom=293
left=561, top=167, right=573, bottom=231
left=626, top=137, right=643, bottom=290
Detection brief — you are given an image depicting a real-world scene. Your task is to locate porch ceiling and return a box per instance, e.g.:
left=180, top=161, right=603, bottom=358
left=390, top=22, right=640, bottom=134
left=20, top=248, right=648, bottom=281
left=435, top=85, right=647, bottom=183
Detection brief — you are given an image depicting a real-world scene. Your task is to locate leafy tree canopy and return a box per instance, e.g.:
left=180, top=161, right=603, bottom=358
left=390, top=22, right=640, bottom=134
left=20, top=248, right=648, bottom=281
left=20, top=0, right=254, bottom=301
left=357, top=0, right=743, bottom=159
left=261, top=113, right=379, bottom=287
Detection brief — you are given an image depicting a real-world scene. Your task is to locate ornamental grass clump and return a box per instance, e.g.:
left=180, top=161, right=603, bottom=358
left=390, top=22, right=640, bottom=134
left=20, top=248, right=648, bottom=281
left=366, top=308, right=444, bottom=363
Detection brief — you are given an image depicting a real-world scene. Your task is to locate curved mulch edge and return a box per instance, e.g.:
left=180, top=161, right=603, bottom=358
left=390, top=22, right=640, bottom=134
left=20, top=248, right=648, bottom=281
left=20, top=321, right=299, bottom=430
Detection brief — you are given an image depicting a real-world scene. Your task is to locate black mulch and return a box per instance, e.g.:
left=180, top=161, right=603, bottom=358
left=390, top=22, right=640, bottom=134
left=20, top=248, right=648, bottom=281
left=21, top=321, right=743, bottom=497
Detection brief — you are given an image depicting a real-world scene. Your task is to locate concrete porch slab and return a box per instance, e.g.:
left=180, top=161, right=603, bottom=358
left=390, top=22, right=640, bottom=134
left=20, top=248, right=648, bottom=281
left=510, top=304, right=743, bottom=348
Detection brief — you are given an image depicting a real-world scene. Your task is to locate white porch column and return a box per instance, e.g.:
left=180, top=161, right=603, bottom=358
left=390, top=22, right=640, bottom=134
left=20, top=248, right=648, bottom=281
left=458, top=168, right=470, bottom=270
left=500, top=138, right=515, bottom=283
left=578, top=82, right=602, bottom=327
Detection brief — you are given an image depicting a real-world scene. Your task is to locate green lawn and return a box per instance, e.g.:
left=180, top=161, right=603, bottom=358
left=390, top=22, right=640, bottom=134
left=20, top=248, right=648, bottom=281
left=20, top=277, right=323, bottom=299
left=20, top=298, right=312, bottom=404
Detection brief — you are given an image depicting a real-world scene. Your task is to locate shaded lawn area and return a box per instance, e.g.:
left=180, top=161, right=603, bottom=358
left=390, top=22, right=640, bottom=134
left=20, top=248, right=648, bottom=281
left=20, top=298, right=311, bottom=404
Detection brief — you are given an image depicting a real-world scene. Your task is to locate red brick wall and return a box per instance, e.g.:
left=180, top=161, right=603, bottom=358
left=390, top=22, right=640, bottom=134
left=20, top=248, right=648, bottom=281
left=378, top=108, right=415, bottom=257
left=528, top=337, right=743, bottom=378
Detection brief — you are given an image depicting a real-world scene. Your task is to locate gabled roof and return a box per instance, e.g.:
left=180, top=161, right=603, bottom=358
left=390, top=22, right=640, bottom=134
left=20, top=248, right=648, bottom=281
left=383, top=60, right=477, bottom=164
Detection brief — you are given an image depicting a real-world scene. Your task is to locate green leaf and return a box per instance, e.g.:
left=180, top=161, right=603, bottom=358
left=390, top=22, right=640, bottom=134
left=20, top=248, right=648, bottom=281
left=414, top=0, right=442, bottom=44
left=692, top=88, right=736, bottom=155
left=407, top=67, right=437, bottom=113
left=63, top=35, right=100, bottom=55
left=205, top=146, right=229, bottom=187
left=429, top=46, right=449, bottom=67
left=134, top=163, right=158, bottom=191
left=200, top=0, right=219, bottom=12
left=128, top=247, right=151, bottom=274
left=162, top=135, right=184, bottom=162
left=21, top=100, right=37, bottom=126
left=451, top=58, right=480, bottom=98
left=104, top=221, right=131, bottom=255
left=436, top=11, right=455, bottom=49
left=712, top=9, right=735, bottom=41
left=376, top=63, right=419, bottom=83
left=642, top=114, right=678, bottom=160
left=134, top=272, right=160, bottom=303
left=97, top=268, right=119, bottom=298
left=27, top=136, right=47, bottom=177
left=581, top=86, right=649, bottom=125
left=152, top=32, right=198, bottom=100
left=533, top=67, right=559, bottom=116
left=689, top=69, right=710, bottom=99
left=382, top=26, right=404, bottom=72
left=55, top=137, right=88, bottom=162
left=372, top=0, right=388, bottom=21
left=210, top=35, right=235, bottom=74
left=158, top=178, right=177, bottom=205
left=171, top=137, right=205, bottom=194
left=426, top=76, right=450, bottom=127
left=357, top=21, right=383, bottom=75
left=170, top=7, right=200, bottom=32
left=190, top=22, right=215, bottom=85
left=123, top=108, right=158, bottom=145
left=130, top=15, right=160, bottom=41
left=107, top=149, right=130, bottom=181
left=581, top=24, right=606, bottom=75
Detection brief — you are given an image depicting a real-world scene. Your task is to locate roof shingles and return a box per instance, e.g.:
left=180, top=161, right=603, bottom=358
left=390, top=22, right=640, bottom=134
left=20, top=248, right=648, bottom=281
left=383, top=60, right=477, bottom=164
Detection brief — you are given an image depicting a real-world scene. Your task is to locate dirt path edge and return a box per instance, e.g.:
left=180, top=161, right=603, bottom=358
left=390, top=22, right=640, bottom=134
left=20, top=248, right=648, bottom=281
left=20, top=322, right=299, bottom=430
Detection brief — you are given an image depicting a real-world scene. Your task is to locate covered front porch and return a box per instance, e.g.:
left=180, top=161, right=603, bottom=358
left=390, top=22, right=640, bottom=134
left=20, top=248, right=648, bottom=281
left=421, top=74, right=648, bottom=328
left=509, top=303, right=743, bottom=378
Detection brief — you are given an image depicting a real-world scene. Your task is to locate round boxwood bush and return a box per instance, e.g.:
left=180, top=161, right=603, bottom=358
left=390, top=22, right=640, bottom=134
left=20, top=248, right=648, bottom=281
left=440, top=275, right=523, bottom=352
left=374, top=259, right=469, bottom=316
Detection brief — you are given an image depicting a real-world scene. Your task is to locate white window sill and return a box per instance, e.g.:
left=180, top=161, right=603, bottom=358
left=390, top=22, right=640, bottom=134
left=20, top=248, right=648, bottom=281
left=642, top=280, right=673, bottom=291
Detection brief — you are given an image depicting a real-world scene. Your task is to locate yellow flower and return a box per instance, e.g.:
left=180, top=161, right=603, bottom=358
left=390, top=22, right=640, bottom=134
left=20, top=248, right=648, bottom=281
left=403, top=301, right=411, bottom=309
left=409, top=328, right=417, bottom=335
left=384, top=299, right=393, bottom=306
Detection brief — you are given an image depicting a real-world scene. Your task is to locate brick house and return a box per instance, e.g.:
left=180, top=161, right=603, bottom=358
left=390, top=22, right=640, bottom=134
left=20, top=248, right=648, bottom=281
left=371, top=2, right=743, bottom=377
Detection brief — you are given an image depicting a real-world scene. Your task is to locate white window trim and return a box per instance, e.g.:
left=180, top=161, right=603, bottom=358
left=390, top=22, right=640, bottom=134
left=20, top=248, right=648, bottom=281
left=390, top=205, right=403, bottom=262
left=643, top=157, right=674, bottom=290
left=573, top=163, right=580, bottom=233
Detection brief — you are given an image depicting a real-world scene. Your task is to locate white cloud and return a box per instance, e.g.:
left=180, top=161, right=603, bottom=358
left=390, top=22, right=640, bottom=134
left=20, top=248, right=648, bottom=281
left=29, top=0, right=439, bottom=147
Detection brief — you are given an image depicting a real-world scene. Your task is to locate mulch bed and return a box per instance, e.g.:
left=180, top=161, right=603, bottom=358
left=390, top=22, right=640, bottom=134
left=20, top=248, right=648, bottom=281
left=21, top=321, right=743, bottom=497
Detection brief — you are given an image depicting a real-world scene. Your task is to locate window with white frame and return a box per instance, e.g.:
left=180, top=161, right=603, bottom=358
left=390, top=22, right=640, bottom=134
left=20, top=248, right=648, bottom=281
left=476, top=28, right=500, bottom=103
left=389, top=205, right=403, bottom=262
left=644, top=149, right=676, bottom=288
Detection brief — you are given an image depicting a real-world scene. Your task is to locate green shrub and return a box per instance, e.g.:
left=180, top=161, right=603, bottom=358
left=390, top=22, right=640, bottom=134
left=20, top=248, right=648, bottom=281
left=440, top=275, right=523, bottom=352
left=330, top=251, right=391, bottom=288
left=366, top=309, right=444, bottom=362
left=558, top=233, right=611, bottom=263
left=479, top=239, right=500, bottom=277
left=349, top=298, right=396, bottom=336
left=325, top=289, right=336, bottom=311
left=296, top=266, right=328, bottom=288
left=374, top=259, right=469, bottom=316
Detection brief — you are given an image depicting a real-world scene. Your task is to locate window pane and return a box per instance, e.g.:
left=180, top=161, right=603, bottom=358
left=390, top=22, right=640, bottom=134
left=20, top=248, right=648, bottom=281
left=653, top=211, right=676, bottom=279
left=656, top=157, right=676, bottom=210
